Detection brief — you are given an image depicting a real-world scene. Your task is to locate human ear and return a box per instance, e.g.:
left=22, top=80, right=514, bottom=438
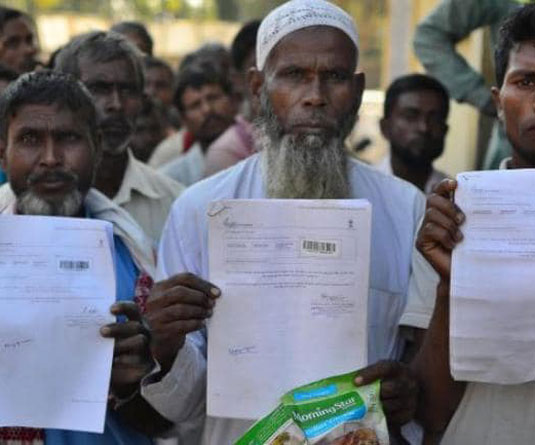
left=491, top=86, right=503, bottom=122
left=352, top=72, right=365, bottom=114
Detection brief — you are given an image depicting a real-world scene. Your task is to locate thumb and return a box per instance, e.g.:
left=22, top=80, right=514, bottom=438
left=354, top=360, right=398, bottom=386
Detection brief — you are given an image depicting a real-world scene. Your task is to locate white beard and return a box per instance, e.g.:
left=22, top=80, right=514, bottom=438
left=17, top=189, right=84, bottom=217
left=256, top=87, right=352, bottom=200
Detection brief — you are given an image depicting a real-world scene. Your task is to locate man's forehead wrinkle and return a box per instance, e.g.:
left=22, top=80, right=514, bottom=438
left=10, top=105, right=80, bottom=131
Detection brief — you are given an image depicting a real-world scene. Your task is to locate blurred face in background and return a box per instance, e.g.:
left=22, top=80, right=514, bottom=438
left=0, top=16, right=38, bottom=74
left=381, top=90, right=448, bottom=166
left=145, top=65, right=174, bottom=107
left=179, top=83, right=235, bottom=147
left=131, top=101, right=167, bottom=162
left=79, top=56, right=142, bottom=155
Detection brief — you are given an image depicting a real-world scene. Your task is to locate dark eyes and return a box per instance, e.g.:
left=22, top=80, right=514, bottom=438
left=58, top=132, right=81, bottom=143
left=20, top=133, right=38, bottom=145
left=516, top=78, right=535, bottom=88
left=88, top=82, right=138, bottom=97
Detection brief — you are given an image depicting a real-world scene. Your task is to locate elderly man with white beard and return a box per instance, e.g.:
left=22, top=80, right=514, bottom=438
left=141, top=1, right=426, bottom=444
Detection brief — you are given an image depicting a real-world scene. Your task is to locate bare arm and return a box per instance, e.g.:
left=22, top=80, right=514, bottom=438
left=409, top=179, right=468, bottom=434
left=411, top=281, right=465, bottom=434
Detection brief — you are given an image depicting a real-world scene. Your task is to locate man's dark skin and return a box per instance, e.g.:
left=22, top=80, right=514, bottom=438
left=179, top=82, right=235, bottom=153
left=411, top=40, right=535, bottom=440
left=145, top=64, right=174, bottom=107
left=131, top=100, right=167, bottom=163
left=0, top=101, right=170, bottom=435
left=146, top=26, right=419, bottom=433
left=380, top=90, right=448, bottom=192
left=78, top=56, right=142, bottom=200
left=0, top=14, right=38, bottom=74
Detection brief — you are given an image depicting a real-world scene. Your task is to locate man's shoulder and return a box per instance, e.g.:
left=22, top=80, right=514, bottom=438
left=148, top=131, right=185, bottom=168
left=132, top=156, right=185, bottom=199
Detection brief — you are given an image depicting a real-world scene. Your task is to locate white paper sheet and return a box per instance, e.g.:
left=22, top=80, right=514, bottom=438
left=452, top=169, right=535, bottom=384
left=0, top=215, right=116, bottom=432
left=207, top=199, right=371, bottom=419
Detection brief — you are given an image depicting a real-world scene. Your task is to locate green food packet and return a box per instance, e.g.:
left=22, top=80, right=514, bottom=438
left=282, top=372, right=389, bottom=444
left=236, top=372, right=389, bottom=445
left=235, top=404, right=306, bottom=445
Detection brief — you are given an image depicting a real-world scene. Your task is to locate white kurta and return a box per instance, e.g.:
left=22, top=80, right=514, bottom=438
left=143, top=154, right=426, bottom=445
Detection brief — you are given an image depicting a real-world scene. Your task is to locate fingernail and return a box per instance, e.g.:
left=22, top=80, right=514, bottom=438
left=354, top=376, right=363, bottom=385
left=110, top=305, right=120, bottom=314
left=100, top=326, right=111, bottom=336
left=456, top=213, right=464, bottom=224
left=211, top=287, right=221, bottom=297
left=455, top=231, right=463, bottom=242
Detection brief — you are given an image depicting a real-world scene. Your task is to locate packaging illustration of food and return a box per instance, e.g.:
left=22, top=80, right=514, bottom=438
left=236, top=372, right=389, bottom=445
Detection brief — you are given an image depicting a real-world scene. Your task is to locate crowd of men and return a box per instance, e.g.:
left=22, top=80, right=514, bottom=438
left=0, top=0, right=534, bottom=444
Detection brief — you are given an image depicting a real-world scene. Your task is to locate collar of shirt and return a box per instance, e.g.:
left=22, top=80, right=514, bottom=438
left=499, top=156, right=512, bottom=170
left=114, top=149, right=165, bottom=206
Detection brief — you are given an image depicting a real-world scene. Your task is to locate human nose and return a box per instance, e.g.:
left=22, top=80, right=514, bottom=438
left=303, top=76, right=327, bottom=108
left=199, top=97, right=214, bottom=117
left=416, top=115, right=431, bottom=133
left=39, top=137, right=62, bottom=167
left=25, top=41, right=37, bottom=57
left=105, top=87, right=124, bottom=112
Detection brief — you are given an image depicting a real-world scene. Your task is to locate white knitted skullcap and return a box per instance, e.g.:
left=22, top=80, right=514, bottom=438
left=256, top=0, right=359, bottom=70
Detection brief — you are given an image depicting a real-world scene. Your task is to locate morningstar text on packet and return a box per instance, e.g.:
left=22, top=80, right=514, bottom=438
left=236, top=371, right=388, bottom=445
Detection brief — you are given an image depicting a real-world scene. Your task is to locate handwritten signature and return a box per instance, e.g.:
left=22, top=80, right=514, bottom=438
left=3, top=339, right=33, bottom=350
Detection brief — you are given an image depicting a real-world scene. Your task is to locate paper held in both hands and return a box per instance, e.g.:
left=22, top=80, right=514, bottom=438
left=207, top=199, right=372, bottom=419
left=452, top=170, right=535, bottom=384
left=0, top=215, right=116, bottom=433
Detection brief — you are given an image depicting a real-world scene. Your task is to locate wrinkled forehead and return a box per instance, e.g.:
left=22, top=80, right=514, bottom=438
left=264, top=26, right=358, bottom=72
left=7, top=103, right=94, bottom=140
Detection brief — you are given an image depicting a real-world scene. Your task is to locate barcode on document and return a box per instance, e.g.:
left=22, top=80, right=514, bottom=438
left=301, top=240, right=338, bottom=255
left=59, top=260, right=90, bottom=271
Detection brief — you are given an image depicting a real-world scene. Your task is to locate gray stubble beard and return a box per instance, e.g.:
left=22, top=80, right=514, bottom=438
left=16, top=189, right=84, bottom=217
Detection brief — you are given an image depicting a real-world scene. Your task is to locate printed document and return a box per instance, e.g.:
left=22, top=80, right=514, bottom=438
left=452, top=170, right=535, bottom=384
left=207, top=199, right=371, bottom=419
left=0, top=215, right=115, bottom=432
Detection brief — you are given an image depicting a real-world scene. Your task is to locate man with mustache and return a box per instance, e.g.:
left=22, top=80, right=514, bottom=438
left=0, top=70, right=171, bottom=444
left=407, top=4, right=535, bottom=444
left=141, top=1, right=425, bottom=444
left=0, top=7, right=38, bottom=75
left=377, top=74, right=450, bottom=194
left=158, top=60, right=236, bottom=186
left=53, top=31, right=184, bottom=245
